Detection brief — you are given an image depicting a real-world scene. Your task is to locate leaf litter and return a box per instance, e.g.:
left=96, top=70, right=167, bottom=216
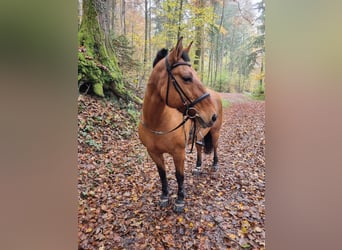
left=78, top=93, right=265, bottom=249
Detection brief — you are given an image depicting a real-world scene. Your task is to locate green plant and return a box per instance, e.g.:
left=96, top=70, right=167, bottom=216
left=85, top=139, right=102, bottom=151
left=127, top=101, right=140, bottom=124
left=221, top=99, right=231, bottom=108
left=252, top=84, right=265, bottom=100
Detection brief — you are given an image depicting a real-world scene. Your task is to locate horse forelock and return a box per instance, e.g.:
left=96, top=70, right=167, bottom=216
left=152, top=48, right=191, bottom=68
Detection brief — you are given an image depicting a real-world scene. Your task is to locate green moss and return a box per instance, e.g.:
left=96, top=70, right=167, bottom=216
left=78, top=0, right=124, bottom=98
left=93, top=83, right=104, bottom=97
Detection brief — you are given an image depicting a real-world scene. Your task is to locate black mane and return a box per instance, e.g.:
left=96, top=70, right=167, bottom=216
left=152, top=48, right=168, bottom=68
left=152, top=48, right=191, bottom=68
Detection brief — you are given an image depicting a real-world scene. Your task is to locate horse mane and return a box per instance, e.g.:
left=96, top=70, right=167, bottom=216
left=152, top=48, right=168, bottom=68
left=152, top=48, right=191, bottom=68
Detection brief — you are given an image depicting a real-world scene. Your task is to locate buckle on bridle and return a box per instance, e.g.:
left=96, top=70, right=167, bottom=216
left=185, top=107, right=198, bottom=119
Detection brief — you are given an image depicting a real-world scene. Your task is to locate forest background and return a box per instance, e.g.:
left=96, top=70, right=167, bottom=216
left=1, top=0, right=341, bottom=249
left=78, top=0, right=265, bottom=101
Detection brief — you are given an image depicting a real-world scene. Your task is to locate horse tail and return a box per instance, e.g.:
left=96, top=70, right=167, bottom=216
left=203, top=131, right=213, bottom=154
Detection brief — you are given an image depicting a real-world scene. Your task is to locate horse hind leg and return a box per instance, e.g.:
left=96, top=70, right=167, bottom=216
left=212, top=131, right=220, bottom=171
left=213, top=147, right=219, bottom=171
left=149, top=152, right=169, bottom=207
left=192, top=143, right=203, bottom=175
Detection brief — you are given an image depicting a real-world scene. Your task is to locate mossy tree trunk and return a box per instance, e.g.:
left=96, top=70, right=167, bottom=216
left=78, top=0, right=126, bottom=98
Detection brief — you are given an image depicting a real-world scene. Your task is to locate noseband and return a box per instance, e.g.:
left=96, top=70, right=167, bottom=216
left=165, top=55, right=210, bottom=118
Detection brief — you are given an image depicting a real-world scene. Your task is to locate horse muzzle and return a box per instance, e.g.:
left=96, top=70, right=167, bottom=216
left=197, top=113, right=217, bottom=128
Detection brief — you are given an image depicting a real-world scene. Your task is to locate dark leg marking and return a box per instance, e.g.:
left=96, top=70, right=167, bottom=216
left=157, top=165, right=169, bottom=207
left=193, top=144, right=202, bottom=175
left=174, top=170, right=185, bottom=213
left=212, top=149, right=218, bottom=171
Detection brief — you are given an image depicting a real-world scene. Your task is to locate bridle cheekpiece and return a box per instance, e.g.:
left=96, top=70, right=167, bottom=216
left=165, top=55, right=210, bottom=118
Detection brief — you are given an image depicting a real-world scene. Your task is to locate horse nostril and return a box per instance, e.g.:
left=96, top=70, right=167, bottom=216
left=212, top=114, right=217, bottom=122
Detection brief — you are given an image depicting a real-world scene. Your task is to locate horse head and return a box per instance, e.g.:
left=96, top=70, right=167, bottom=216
left=152, top=37, right=217, bottom=128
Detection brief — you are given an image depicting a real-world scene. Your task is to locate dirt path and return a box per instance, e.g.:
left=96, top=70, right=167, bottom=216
left=78, top=93, right=265, bottom=249
left=220, top=92, right=254, bottom=104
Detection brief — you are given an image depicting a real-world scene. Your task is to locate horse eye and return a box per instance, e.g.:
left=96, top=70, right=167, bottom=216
left=182, top=76, right=193, bottom=83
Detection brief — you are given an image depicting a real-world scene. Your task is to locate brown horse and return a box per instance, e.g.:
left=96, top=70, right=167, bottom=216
left=138, top=37, right=218, bottom=212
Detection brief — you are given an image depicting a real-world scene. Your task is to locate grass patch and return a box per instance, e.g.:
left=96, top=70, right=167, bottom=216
left=251, top=92, right=265, bottom=100
left=221, top=99, right=231, bottom=108
left=251, top=85, right=265, bottom=100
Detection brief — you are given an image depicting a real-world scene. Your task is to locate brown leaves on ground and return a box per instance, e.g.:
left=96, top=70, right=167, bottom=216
left=78, top=93, right=265, bottom=250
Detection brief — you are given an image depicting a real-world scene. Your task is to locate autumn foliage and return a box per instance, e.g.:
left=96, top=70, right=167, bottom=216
left=78, top=93, right=265, bottom=249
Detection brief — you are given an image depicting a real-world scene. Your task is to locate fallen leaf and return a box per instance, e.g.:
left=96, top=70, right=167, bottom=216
left=77, top=94, right=265, bottom=249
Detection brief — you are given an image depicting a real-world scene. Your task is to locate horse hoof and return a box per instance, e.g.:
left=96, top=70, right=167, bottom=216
left=192, top=167, right=202, bottom=175
left=212, top=164, right=218, bottom=171
left=159, top=197, right=169, bottom=207
left=173, top=200, right=185, bottom=213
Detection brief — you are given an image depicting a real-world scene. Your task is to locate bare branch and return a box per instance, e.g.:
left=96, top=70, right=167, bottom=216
left=235, top=0, right=254, bottom=26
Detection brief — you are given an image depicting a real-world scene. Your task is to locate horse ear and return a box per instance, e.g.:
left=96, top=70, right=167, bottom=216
left=184, top=41, right=193, bottom=54
left=169, top=36, right=184, bottom=64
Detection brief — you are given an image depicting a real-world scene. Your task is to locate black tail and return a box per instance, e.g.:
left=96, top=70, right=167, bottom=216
left=203, top=131, right=213, bottom=154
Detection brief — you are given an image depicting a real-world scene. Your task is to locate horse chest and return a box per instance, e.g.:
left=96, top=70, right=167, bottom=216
left=139, top=125, right=186, bottom=153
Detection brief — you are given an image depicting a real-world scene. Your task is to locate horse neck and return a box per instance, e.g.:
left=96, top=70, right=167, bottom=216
left=142, top=81, right=167, bottom=125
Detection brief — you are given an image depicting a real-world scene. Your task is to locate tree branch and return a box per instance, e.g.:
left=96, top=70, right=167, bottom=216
left=235, top=0, right=254, bottom=26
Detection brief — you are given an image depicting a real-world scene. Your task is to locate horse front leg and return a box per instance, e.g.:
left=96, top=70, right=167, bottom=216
left=149, top=152, right=169, bottom=207
left=173, top=153, right=186, bottom=213
left=157, top=165, right=169, bottom=207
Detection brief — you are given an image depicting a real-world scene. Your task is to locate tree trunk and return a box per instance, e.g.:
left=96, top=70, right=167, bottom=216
left=111, top=0, right=116, bottom=33
left=120, top=0, right=126, bottom=35
left=200, top=34, right=204, bottom=76
left=193, top=0, right=202, bottom=72
left=96, top=0, right=109, bottom=37
left=259, top=58, right=264, bottom=89
left=238, top=72, right=241, bottom=92
left=214, top=0, right=224, bottom=89
left=165, top=1, right=172, bottom=48
left=177, top=0, right=184, bottom=40
left=207, top=3, right=217, bottom=87
left=144, top=0, right=148, bottom=65
left=207, top=42, right=213, bottom=86
left=78, top=0, right=124, bottom=98
left=148, top=0, right=152, bottom=62
left=78, top=0, right=83, bottom=27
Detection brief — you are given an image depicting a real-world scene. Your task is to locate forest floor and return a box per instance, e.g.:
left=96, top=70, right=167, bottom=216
left=78, top=93, right=265, bottom=250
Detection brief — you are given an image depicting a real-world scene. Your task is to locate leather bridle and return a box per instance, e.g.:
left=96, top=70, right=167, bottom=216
left=141, top=55, right=210, bottom=142
left=165, top=55, right=210, bottom=119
